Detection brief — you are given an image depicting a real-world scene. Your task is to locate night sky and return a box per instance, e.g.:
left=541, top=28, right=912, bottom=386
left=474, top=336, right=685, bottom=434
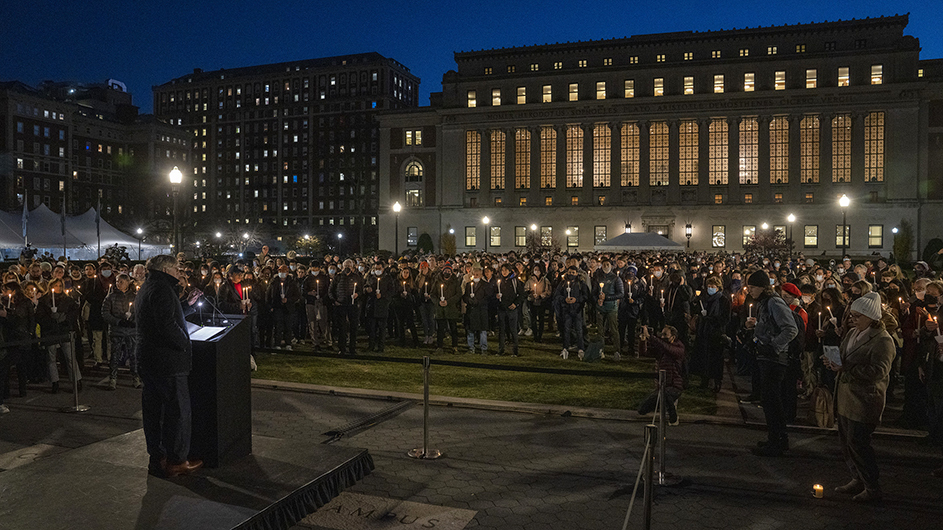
left=2, top=1, right=938, bottom=114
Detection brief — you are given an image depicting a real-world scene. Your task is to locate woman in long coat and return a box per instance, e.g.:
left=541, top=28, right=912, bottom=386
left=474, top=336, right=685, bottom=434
left=824, top=291, right=895, bottom=503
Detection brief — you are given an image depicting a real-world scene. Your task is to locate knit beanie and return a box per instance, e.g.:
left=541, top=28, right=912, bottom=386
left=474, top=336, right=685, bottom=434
left=849, top=291, right=882, bottom=321
left=747, top=269, right=770, bottom=288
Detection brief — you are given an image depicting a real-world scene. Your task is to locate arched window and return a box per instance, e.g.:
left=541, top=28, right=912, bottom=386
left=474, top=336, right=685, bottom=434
left=405, top=160, right=423, bottom=182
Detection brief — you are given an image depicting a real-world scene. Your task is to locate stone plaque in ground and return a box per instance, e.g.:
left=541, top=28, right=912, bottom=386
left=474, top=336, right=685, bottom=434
left=299, top=492, right=476, bottom=530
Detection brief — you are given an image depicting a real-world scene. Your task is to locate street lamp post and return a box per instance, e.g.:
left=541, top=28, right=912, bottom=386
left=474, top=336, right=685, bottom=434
left=169, top=166, right=182, bottom=252
left=839, top=194, right=850, bottom=257
left=685, top=224, right=692, bottom=248
left=392, top=201, right=402, bottom=257
left=337, top=233, right=343, bottom=255
left=482, top=216, right=490, bottom=254
left=787, top=213, right=796, bottom=245
left=136, top=228, right=143, bottom=260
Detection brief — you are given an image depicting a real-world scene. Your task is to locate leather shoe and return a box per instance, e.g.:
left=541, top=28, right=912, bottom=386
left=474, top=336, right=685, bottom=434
left=162, top=459, right=203, bottom=477
left=852, top=489, right=882, bottom=503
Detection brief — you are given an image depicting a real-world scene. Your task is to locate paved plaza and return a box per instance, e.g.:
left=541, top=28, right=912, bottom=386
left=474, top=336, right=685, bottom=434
left=1, top=371, right=942, bottom=530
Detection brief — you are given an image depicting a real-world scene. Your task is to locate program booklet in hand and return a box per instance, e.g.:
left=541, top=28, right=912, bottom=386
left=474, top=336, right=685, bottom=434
left=823, top=345, right=842, bottom=367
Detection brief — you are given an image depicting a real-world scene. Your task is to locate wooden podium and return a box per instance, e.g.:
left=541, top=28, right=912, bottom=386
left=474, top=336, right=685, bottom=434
left=186, top=314, right=252, bottom=468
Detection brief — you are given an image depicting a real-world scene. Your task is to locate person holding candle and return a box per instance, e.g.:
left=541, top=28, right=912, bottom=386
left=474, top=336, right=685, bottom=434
left=433, top=263, right=463, bottom=354
left=636, top=324, right=684, bottom=425
left=594, top=259, right=625, bottom=361
left=618, top=265, right=645, bottom=358
left=101, top=273, right=140, bottom=390
left=36, top=278, right=82, bottom=394
left=463, top=265, right=493, bottom=355
left=525, top=263, right=552, bottom=343
left=416, top=261, right=437, bottom=345
left=301, top=263, right=329, bottom=352
left=363, top=262, right=395, bottom=353
left=0, top=281, right=34, bottom=406
left=744, top=269, right=799, bottom=457
left=554, top=267, right=589, bottom=359
left=267, top=265, right=301, bottom=351
left=693, top=275, right=732, bottom=393
left=824, top=291, right=895, bottom=502
left=82, top=261, right=113, bottom=369
left=496, top=263, right=525, bottom=357
left=391, top=267, right=419, bottom=347
left=916, top=282, right=943, bottom=477
left=329, top=259, right=361, bottom=356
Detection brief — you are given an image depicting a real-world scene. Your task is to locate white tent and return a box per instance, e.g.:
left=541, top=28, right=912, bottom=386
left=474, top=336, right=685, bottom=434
left=0, top=204, right=170, bottom=261
left=593, top=232, right=684, bottom=251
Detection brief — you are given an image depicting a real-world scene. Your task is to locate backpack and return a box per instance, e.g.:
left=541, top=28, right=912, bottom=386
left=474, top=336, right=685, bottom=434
left=808, top=385, right=835, bottom=428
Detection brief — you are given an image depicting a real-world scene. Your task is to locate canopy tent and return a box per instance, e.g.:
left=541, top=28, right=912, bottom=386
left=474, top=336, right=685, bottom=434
left=593, top=232, right=685, bottom=251
left=0, top=204, right=169, bottom=261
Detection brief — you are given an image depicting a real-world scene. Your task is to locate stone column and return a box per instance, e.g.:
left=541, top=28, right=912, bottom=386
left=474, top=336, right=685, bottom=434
left=638, top=121, right=650, bottom=205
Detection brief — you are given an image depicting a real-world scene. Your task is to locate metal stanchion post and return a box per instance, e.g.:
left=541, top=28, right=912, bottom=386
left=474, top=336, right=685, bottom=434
left=61, top=331, right=90, bottom=413
left=408, top=356, right=441, bottom=459
left=643, top=424, right=657, bottom=530
left=658, top=369, right=667, bottom=485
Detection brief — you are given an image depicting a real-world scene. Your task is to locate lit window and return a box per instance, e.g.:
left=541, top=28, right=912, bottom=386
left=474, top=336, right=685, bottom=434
left=604, top=58, right=612, bottom=66
left=650, top=122, right=669, bottom=186
left=713, top=74, right=724, bottom=93
left=484, top=67, right=492, bottom=75
left=774, top=193, right=783, bottom=204
left=540, top=127, right=556, bottom=189
left=835, top=225, right=850, bottom=248
left=871, top=64, right=883, bottom=85
left=515, top=226, right=526, bottom=246
left=684, top=52, right=693, bottom=61
left=805, top=193, right=814, bottom=204
left=838, top=67, right=850, bottom=87
left=578, top=60, right=587, bottom=68
left=530, top=63, right=539, bottom=71
left=743, top=225, right=756, bottom=246
left=545, top=197, right=552, bottom=206
left=709, top=119, right=728, bottom=185
left=744, top=72, right=755, bottom=92
left=865, top=111, right=885, bottom=182
left=405, top=160, right=423, bottom=182
left=768, top=46, right=778, bottom=55
left=540, top=226, right=553, bottom=245
left=593, top=124, right=611, bottom=187
left=465, top=227, right=477, bottom=247
left=554, top=62, right=563, bottom=70
left=517, top=86, right=526, bottom=104
left=653, top=78, right=664, bottom=96
left=770, top=117, right=789, bottom=184
left=621, top=123, right=640, bottom=187
left=868, top=225, right=883, bottom=248
left=918, top=68, right=924, bottom=78
left=405, top=189, right=423, bottom=207
left=740, top=119, right=759, bottom=185
left=832, top=114, right=852, bottom=183
left=679, top=120, right=698, bottom=185
left=629, top=56, right=638, bottom=64
left=597, top=195, right=606, bottom=205
left=624, top=79, right=635, bottom=98
left=565, top=125, right=583, bottom=188
left=507, top=65, right=515, bottom=73
left=739, top=48, right=749, bottom=57
left=594, top=226, right=607, bottom=244
left=465, top=131, right=481, bottom=190
left=800, top=115, right=820, bottom=184
left=467, top=90, right=477, bottom=108
left=567, top=226, right=579, bottom=246
left=804, top=225, right=818, bottom=247
left=712, top=50, right=721, bottom=58
left=569, top=83, right=578, bottom=101
left=490, top=226, right=501, bottom=247
left=542, top=84, right=552, bottom=103
left=714, top=194, right=723, bottom=205
left=683, top=76, right=694, bottom=95
left=744, top=193, right=753, bottom=204
left=796, top=44, right=806, bottom=53
left=595, top=81, right=606, bottom=99
left=519, top=198, right=527, bottom=206
left=492, top=88, right=501, bottom=106
left=656, top=54, right=665, bottom=63
left=806, top=69, right=817, bottom=89
left=775, top=71, right=786, bottom=90
left=570, top=196, right=579, bottom=206
left=712, top=226, right=726, bottom=247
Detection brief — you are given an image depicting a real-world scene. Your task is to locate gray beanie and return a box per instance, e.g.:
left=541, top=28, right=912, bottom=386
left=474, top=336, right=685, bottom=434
left=849, top=291, right=882, bottom=321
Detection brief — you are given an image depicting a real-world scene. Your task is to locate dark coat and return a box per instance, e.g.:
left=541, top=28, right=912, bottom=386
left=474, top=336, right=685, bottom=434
left=432, top=275, right=463, bottom=320
left=329, top=269, right=363, bottom=306
left=553, top=277, right=590, bottom=316
left=463, top=279, right=493, bottom=332
left=35, top=291, right=78, bottom=337
left=102, top=287, right=138, bottom=337
left=135, top=269, right=192, bottom=377
left=495, top=275, right=525, bottom=312
left=363, top=272, right=396, bottom=319
left=266, top=275, right=302, bottom=313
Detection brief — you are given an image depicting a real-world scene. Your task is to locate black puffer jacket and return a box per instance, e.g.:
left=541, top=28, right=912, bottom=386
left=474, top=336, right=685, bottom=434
left=134, top=269, right=192, bottom=377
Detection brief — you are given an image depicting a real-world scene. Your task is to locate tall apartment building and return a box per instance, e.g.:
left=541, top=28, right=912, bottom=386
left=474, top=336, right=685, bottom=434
left=379, top=15, right=943, bottom=257
left=0, top=80, right=190, bottom=239
left=152, top=52, right=420, bottom=253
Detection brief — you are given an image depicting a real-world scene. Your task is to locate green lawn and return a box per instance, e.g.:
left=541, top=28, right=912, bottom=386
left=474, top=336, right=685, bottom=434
left=253, top=338, right=718, bottom=415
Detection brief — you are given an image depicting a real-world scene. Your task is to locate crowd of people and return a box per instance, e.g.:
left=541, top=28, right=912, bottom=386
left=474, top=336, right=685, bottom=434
left=2, top=245, right=943, bottom=496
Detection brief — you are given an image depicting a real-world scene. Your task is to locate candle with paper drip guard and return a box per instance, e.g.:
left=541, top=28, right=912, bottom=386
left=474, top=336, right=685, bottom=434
left=748, top=303, right=753, bottom=319
left=566, top=281, right=571, bottom=298
left=402, top=281, right=407, bottom=296
left=496, top=279, right=502, bottom=300
left=51, top=288, right=56, bottom=312
left=440, top=283, right=444, bottom=301
left=660, top=289, right=665, bottom=307
left=126, top=301, right=133, bottom=319
left=352, top=283, right=357, bottom=301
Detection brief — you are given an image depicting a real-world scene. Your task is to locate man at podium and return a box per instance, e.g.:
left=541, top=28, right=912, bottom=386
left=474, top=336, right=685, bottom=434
left=135, top=254, right=204, bottom=478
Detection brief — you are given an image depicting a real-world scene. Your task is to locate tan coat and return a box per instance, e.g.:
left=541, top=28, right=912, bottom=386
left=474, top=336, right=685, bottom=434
left=836, top=323, right=895, bottom=425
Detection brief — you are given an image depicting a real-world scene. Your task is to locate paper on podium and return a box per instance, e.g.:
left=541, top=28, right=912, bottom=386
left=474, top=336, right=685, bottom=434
left=189, top=325, right=228, bottom=341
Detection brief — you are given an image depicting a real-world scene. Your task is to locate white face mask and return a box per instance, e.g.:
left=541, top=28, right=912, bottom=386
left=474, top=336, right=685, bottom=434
left=290, top=265, right=296, bottom=271
left=916, top=290, right=926, bottom=300
left=654, top=270, right=663, bottom=278
left=311, top=270, right=319, bottom=276
left=329, top=269, right=336, bottom=275
left=801, top=295, right=812, bottom=304
left=201, top=269, right=208, bottom=275
left=473, top=277, right=481, bottom=283
left=815, top=275, right=824, bottom=282
left=214, top=279, right=222, bottom=285
left=278, top=272, right=287, bottom=279
left=373, top=270, right=383, bottom=276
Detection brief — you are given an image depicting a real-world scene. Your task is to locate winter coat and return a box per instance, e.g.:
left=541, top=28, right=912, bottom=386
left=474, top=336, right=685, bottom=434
left=525, top=275, right=552, bottom=306
left=495, top=275, right=525, bottom=312
left=363, top=272, right=396, bottom=319
left=135, top=269, right=191, bottom=377
left=754, top=292, right=799, bottom=366
left=432, top=276, right=463, bottom=320
left=102, top=287, right=138, bottom=338
left=592, top=270, right=624, bottom=313
left=553, top=277, right=590, bottom=316
left=836, top=322, right=895, bottom=424
left=329, top=269, right=363, bottom=307
left=462, top=279, right=493, bottom=332
left=35, top=291, right=78, bottom=338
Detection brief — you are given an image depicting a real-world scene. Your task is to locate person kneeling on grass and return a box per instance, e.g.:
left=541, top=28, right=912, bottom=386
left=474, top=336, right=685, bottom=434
left=637, top=324, right=684, bottom=425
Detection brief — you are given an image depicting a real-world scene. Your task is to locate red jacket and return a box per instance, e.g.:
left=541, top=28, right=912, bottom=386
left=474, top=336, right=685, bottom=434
left=646, top=335, right=686, bottom=391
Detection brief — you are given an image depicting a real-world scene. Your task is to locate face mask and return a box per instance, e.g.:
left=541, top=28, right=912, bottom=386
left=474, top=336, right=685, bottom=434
left=826, top=284, right=836, bottom=290
left=373, top=270, right=383, bottom=276
left=815, top=275, right=824, bottom=282
left=443, top=271, right=452, bottom=277
left=731, top=280, right=742, bottom=289
left=654, top=271, right=663, bottom=278
left=708, top=266, right=714, bottom=272
left=707, top=287, right=718, bottom=296
left=278, top=272, right=287, bottom=279
left=837, top=268, right=844, bottom=274
left=603, top=266, right=612, bottom=274
left=290, top=265, right=296, bottom=271
left=214, top=279, right=221, bottom=285
left=358, top=266, right=365, bottom=273
left=774, top=262, right=781, bottom=268
left=567, top=274, right=577, bottom=281
left=769, top=278, right=775, bottom=285
left=533, top=270, right=540, bottom=276
left=763, top=260, right=769, bottom=265
left=201, top=269, right=208, bottom=275
left=473, top=277, right=480, bottom=283
left=311, top=270, right=319, bottom=276
left=329, top=269, right=336, bottom=275
left=916, top=290, right=926, bottom=300
left=802, top=295, right=812, bottom=304
left=101, top=270, right=112, bottom=277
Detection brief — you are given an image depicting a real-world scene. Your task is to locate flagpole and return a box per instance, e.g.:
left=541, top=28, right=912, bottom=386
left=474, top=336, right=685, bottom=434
left=62, top=195, right=67, bottom=260
left=96, top=191, right=102, bottom=258
left=22, top=190, right=29, bottom=248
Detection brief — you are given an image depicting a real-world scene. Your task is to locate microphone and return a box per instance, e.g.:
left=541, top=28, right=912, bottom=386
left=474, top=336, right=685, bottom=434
left=197, top=293, right=229, bottom=326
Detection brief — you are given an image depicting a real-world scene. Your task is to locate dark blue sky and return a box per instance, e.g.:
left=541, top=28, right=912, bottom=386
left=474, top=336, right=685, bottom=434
left=2, top=1, right=937, bottom=113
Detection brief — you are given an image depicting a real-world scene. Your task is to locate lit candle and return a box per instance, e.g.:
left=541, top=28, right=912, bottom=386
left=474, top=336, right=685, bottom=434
left=51, top=288, right=56, bottom=311
left=353, top=283, right=357, bottom=301
left=567, top=281, right=571, bottom=297
left=818, top=311, right=822, bottom=330
left=827, top=305, right=834, bottom=319
left=424, top=282, right=428, bottom=295
left=403, top=280, right=407, bottom=296
left=935, top=316, right=940, bottom=337
left=127, top=301, right=133, bottom=319
left=316, top=279, right=320, bottom=298
left=813, top=484, right=824, bottom=499
left=748, top=303, right=753, bottom=318
left=440, top=283, right=444, bottom=300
